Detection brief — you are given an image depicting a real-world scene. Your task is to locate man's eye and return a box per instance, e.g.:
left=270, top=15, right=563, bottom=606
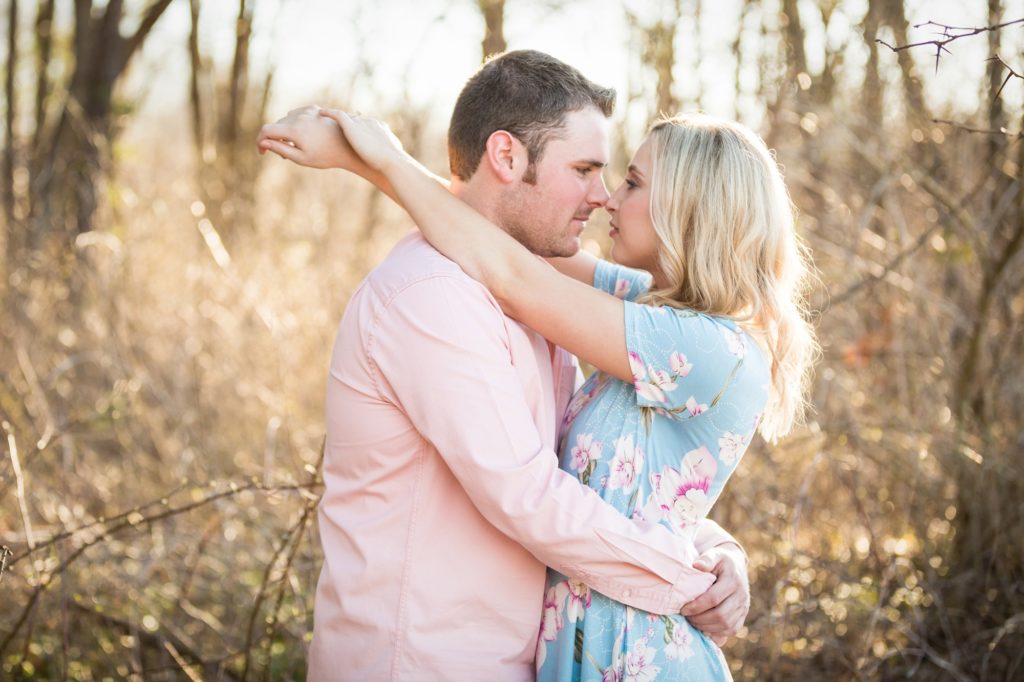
left=576, top=167, right=592, bottom=177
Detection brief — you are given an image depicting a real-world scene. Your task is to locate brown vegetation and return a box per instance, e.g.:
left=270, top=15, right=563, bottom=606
left=1, top=1, right=1022, bottom=680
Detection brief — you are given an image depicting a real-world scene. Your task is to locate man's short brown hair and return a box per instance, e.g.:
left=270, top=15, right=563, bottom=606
left=447, top=50, right=616, bottom=183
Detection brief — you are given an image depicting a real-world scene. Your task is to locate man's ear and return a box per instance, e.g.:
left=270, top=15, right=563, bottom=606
left=483, top=130, right=528, bottom=184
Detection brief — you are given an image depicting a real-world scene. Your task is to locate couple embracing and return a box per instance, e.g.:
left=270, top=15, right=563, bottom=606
left=258, top=50, right=816, bottom=681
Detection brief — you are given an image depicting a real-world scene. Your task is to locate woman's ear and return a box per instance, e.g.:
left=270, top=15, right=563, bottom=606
left=483, top=130, right=528, bottom=183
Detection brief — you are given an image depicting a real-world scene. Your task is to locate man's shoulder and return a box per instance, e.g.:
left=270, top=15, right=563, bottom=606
left=358, top=230, right=491, bottom=307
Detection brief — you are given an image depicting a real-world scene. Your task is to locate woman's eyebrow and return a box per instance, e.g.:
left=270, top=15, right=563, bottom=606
left=628, top=164, right=646, bottom=180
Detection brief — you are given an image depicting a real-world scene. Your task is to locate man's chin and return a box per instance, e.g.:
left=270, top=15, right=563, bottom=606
left=544, top=237, right=581, bottom=259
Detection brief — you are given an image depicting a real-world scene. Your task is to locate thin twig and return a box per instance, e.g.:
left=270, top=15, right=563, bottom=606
left=0, top=545, right=12, bottom=583
left=933, top=118, right=1023, bottom=137
left=3, top=422, right=36, bottom=551
left=825, top=221, right=942, bottom=310
left=988, top=55, right=1024, bottom=100
left=69, top=600, right=237, bottom=681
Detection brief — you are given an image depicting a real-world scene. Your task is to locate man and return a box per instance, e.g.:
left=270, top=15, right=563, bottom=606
left=259, top=51, right=750, bottom=680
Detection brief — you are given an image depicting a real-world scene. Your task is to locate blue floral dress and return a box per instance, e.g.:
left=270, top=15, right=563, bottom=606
left=536, top=261, right=770, bottom=682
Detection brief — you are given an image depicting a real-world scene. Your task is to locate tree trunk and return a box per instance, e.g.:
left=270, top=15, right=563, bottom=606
left=987, top=0, right=1004, bottom=164
left=781, top=0, right=806, bottom=81
left=650, top=19, right=678, bottom=118
left=862, top=0, right=882, bottom=130
left=730, top=0, right=755, bottom=120
left=478, top=0, right=506, bottom=60
left=31, top=0, right=54, bottom=158
left=31, top=0, right=173, bottom=240
left=188, top=0, right=204, bottom=161
left=884, top=0, right=925, bottom=121
left=3, top=0, right=17, bottom=230
left=189, top=0, right=270, bottom=244
left=222, top=0, right=252, bottom=156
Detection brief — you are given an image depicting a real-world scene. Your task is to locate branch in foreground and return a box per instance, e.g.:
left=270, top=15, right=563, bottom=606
left=933, top=119, right=1022, bottom=137
left=988, top=55, right=1024, bottom=100
left=0, top=545, right=11, bottom=582
left=876, top=18, right=1024, bottom=75
left=0, top=479, right=321, bottom=659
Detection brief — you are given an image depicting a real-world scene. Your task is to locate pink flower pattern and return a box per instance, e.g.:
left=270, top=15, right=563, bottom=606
left=608, top=436, right=644, bottom=493
left=664, top=624, right=696, bottom=661
left=718, top=431, right=745, bottom=465
left=645, top=446, right=718, bottom=534
left=570, top=433, right=603, bottom=473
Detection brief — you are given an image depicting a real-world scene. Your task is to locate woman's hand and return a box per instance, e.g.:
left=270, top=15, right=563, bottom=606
left=317, top=109, right=409, bottom=176
left=258, top=105, right=406, bottom=204
left=257, top=105, right=369, bottom=173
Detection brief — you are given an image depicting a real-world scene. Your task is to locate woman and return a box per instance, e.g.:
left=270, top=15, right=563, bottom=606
left=276, top=111, right=815, bottom=680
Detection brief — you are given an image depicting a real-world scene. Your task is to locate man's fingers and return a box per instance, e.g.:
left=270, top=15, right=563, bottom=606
left=680, top=580, right=728, bottom=616
left=687, top=593, right=746, bottom=636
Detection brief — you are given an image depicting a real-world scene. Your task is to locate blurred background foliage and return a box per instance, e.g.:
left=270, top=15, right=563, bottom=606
left=1, top=0, right=1022, bottom=679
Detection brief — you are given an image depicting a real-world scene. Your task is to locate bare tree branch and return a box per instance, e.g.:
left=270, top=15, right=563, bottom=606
left=118, top=0, right=175, bottom=77
left=877, top=17, right=1024, bottom=74
left=933, top=118, right=1022, bottom=136
left=988, top=54, right=1023, bottom=99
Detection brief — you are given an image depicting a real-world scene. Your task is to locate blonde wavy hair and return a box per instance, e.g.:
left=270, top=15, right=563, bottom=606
left=637, top=113, right=818, bottom=442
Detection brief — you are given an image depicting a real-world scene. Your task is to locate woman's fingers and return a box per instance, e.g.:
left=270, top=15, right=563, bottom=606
left=317, top=108, right=345, bottom=124
left=257, top=123, right=299, bottom=147
left=259, top=138, right=303, bottom=163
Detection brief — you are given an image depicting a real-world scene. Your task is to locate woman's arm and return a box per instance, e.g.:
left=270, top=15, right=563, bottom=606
left=545, top=251, right=599, bottom=285
left=327, top=110, right=635, bottom=384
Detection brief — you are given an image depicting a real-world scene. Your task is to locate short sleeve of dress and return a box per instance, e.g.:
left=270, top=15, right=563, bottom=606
left=623, top=300, right=750, bottom=417
left=593, top=259, right=652, bottom=302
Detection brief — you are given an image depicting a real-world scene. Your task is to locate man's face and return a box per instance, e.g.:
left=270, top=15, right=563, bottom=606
left=496, top=107, right=610, bottom=257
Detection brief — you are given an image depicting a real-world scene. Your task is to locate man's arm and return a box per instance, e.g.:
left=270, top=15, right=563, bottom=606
left=369, top=275, right=714, bottom=615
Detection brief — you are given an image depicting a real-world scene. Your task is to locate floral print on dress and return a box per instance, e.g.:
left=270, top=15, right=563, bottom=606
left=644, top=446, right=719, bottom=535
left=718, top=431, right=745, bottom=465
left=570, top=433, right=603, bottom=485
left=607, top=436, right=644, bottom=495
left=539, top=260, right=770, bottom=682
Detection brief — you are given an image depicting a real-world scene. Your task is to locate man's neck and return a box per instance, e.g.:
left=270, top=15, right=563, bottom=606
left=449, top=177, right=507, bottom=233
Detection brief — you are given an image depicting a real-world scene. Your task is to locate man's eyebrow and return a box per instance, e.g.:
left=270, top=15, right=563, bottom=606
left=574, top=159, right=607, bottom=169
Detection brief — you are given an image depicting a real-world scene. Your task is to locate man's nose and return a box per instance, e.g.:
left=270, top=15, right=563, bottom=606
left=587, top=176, right=610, bottom=207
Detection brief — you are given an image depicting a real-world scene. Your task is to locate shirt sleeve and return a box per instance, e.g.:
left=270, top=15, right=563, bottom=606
left=623, top=301, right=748, bottom=416
left=693, top=518, right=745, bottom=559
left=593, top=259, right=651, bottom=301
left=368, top=274, right=714, bottom=614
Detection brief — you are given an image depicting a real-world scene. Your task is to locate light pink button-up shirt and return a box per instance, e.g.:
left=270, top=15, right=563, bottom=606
left=308, top=232, right=719, bottom=681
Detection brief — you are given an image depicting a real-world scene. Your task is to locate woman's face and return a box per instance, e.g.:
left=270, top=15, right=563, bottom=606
left=606, top=135, right=663, bottom=283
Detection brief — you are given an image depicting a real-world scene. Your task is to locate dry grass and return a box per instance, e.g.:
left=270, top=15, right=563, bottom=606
left=2, top=88, right=1022, bottom=682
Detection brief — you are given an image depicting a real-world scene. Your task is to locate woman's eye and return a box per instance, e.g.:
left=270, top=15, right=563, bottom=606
left=625, top=179, right=638, bottom=189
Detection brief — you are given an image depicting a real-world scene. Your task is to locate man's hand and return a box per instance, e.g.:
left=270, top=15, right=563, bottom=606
left=680, top=543, right=750, bottom=646
left=257, top=105, right=369, bottom=174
